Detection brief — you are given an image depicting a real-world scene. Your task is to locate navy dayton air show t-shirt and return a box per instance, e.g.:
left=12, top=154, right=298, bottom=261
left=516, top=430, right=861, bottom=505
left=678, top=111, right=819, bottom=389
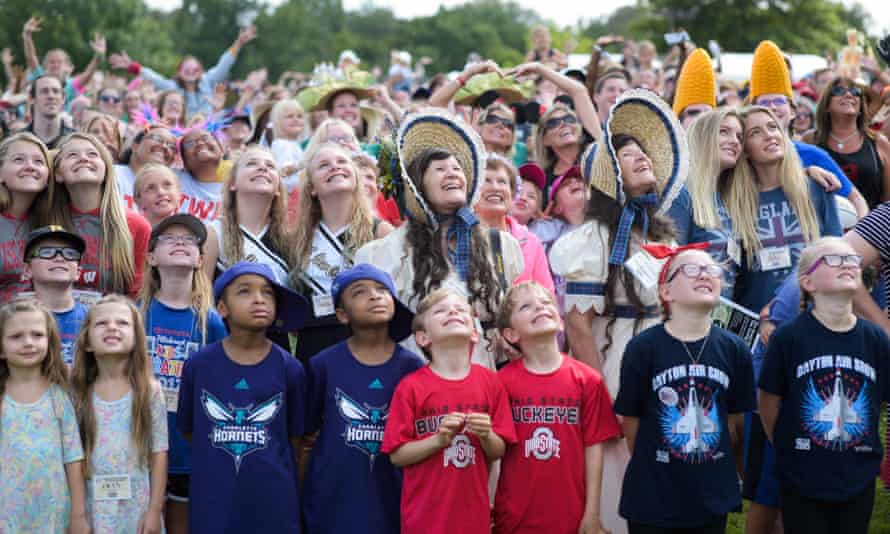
left=759, top=311, right=890, bottom=500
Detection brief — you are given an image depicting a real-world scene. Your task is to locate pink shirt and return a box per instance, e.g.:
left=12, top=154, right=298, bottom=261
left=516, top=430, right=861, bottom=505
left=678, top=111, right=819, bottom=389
left=505, top=216, right=555, bottom=292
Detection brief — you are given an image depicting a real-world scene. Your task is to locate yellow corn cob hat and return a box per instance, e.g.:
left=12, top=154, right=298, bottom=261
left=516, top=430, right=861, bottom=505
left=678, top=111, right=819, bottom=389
left=749, top=40, right=792, bottom=100
left=672, top=48, right=716, bottom=116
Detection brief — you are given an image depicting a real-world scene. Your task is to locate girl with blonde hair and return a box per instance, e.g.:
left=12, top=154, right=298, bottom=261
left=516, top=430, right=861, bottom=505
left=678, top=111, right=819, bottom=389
left=51, top=132, right=151, bottom=297
left=290, top=142, right=392, bottom=361
left=269, top=98, right=308, bottom=191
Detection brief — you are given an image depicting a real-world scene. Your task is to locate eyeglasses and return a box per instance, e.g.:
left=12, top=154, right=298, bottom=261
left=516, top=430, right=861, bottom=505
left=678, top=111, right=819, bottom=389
left=146, top=133, right=176, bottom=150
left=830, top=85, right=862, bottom=98
left=156, top=234, right=199, bottom=246
left=667, top=263, right=724, bottom=282
left=804, top=254, right=863, bottom=275
left=29, top=246, right=82, bottom=262
left=482, top=115, right=515, bottom=129
left=543, top=114, right=578, bottom=131
left=182, top=135, right=215, bottom=151
left=99, top=95, right=121, bottom=104
left=755, top=96, right=789, bottom=108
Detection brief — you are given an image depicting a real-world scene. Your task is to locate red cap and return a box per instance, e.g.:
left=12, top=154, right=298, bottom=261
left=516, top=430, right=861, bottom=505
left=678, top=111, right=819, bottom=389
left=518, top=162, right=547, bottom=192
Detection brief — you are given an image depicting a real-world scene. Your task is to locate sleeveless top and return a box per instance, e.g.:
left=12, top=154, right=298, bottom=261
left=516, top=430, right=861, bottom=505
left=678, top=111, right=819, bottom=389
left=824, top=135, right=885, bottom=208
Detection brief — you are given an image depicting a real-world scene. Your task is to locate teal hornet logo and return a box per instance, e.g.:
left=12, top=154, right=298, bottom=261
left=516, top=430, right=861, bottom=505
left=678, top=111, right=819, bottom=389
left=336, top=389, right=388, bottom=469
left=202, top=390, right=282, bottom=472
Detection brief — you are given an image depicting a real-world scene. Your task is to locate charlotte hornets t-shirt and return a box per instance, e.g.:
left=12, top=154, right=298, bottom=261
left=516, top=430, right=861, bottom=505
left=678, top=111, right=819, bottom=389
left=303, top=340, right=424, bottom=533
left=177, top=341, right=305, bottom=534
left=145, top=299, right=227, bottom=473
left=614, top=324, right=755, bottom=527
left=759, top=312, right=890, bottom=500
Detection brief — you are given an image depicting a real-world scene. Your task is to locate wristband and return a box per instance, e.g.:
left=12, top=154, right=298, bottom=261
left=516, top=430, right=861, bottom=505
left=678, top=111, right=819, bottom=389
left=457, top=75, right=467, bottom=87
left=127, top=62, right=142, bottom=76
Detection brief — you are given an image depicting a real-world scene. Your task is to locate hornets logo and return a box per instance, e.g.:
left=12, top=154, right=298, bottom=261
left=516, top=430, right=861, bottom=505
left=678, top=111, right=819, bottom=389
left=202, top=390, right=282, bottom=472
left=336, top=389, right=388, bottom=469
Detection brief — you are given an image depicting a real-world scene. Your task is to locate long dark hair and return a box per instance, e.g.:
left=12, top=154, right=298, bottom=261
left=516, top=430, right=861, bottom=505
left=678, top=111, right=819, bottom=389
left=403, top=148, right=502, bottom=337
left=586, top=133, right=675, bottom=353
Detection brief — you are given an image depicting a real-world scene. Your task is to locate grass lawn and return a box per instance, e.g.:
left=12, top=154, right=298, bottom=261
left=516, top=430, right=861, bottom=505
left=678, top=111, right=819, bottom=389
left=725, top=411, right=890, bottom=533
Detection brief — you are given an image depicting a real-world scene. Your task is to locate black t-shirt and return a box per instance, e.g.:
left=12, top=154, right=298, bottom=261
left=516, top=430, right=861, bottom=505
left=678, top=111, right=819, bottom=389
left=759, top=311, right=890, bottom=500
left=614, top=324, right=755, bottom=527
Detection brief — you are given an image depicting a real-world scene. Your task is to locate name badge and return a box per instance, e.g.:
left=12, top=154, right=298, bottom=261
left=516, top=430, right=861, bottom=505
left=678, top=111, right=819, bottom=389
left=624, top=250, right=664, bottom=290
left=758, top=246, right=791, bottom=271
left=163, top=388, right=179, bottom=413
left=312, top=294, right=335, bottom=318
left=93, top=474, right=132, bottom=501
left=726, top=238, right=741, bottom=265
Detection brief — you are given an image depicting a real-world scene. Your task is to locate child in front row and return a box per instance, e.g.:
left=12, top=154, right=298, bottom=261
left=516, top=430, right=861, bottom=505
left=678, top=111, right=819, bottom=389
left=303, top=264, right=424, bottom=533
left=615, top=244, right=755, bottom=534
left=70, top=295, right=168, bottom=533
left=0, top=298, right=89, bottom=534
left=177, top=262, right=309, bottom=534
left=382, top=288, right=517, bottom=534
left=759, top=237, right=890, bottom=534
left=494, top=281, right=620, bottom=534
left=22, top=226, right=89, bottom=366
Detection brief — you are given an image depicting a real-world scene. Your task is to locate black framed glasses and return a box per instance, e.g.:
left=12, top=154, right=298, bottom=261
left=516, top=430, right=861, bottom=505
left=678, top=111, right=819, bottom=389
left=804, top=254, right=863, bottom=275
left=29, top=246, right=82, bottom=262
left=830, top=85, right=862, bottom=98
left=482, top=115, right=515, bottom=129
left=156, top=234, right=199, bottom=246
left=543, top=114, right=578, bottom=131
left=667, top=263, right=724, bottom=282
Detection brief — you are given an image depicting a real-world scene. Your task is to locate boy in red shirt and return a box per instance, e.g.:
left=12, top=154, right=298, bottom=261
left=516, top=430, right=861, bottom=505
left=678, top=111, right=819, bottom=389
left=493, top=281, right=620, bottom=534
left=382, top=287, right=516, bottom=534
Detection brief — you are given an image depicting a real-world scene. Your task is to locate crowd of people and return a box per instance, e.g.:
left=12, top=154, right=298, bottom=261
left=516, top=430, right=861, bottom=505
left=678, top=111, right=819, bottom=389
left=3, top=15, right=890, bottom=534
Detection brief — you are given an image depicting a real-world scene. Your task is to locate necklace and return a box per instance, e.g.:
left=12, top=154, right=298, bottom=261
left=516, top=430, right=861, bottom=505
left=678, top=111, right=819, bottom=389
left=678, top=328, right=710, bottom=365
left=829, top=130, right=860, bottom=150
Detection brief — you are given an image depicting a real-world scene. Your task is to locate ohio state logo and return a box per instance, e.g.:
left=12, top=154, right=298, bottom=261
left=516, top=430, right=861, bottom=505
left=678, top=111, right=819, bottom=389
left=525, top=427, right=561, bottom=460
left=443, top=434, right=476, bottom=468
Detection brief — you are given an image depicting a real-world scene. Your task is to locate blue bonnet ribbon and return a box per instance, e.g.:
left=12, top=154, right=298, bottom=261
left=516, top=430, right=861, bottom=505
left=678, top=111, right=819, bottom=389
left=608, top=192, right=658, bottom=265
left=438, top=206, right=479, bottom=281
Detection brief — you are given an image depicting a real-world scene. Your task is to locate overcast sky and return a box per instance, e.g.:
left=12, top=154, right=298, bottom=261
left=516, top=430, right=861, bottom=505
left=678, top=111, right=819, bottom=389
left=146, top=0, right=888, bottom=34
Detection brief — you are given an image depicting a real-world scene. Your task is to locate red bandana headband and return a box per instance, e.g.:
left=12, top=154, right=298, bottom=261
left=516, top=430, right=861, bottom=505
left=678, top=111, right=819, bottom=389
left=642, top=242, right=710, bottom=313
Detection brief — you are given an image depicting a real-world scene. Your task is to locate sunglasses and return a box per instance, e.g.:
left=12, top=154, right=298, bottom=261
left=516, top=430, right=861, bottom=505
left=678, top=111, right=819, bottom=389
left=99, top=95, right=121, bottom=104
left=667, top=263, right=724, bottom=282
left=29, top=246, right=82, bottom=262
left=482, top=115, right=515, bottom=129
left=543, top=114, right=578, bottom=131
left=755, top=96, right=789, bottom=108
left=804, top=254, right=863, bottom=275
left=830, top=85, right=862, bottom=98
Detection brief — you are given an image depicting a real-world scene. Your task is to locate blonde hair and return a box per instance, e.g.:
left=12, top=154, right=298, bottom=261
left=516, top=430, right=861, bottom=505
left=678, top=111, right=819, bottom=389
left=133, top=163, right=180, bottom=200
left=0, top=133, right=55, bottom=225
left=478, top=104, right=516, bottom=157
left=269, top=99, right=305, bottom=140
left=70, top=295, right=155, bottom=477
left=495, top=281, right=555, bottom=331
left=410, top=287, right=470, bottom=360
left=138, top=226, right=214, bottom=345
left=0, top=298, right=67, bottom=424
left=724, top=106, right=820, bottom=257
left=686, top=108, right=742, bottom=229
left=797, top=236, right=858, bottom=312
left=302, top=118, right=360, bottom=166
left=52, top=133, right=137, bottom=293
left=292, top=143, right=376, bottom=270
left=83, top=113, right=123, bottom=161
left=219, top=145, right=294, bottom=268
left=533, top=106, right=582, bottom=172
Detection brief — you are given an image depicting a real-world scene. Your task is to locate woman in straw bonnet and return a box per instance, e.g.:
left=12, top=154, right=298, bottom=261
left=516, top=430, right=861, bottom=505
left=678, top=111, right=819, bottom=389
left=355, top=109, right=524, bottom=369
left=549, top=89, right=688, bottom=534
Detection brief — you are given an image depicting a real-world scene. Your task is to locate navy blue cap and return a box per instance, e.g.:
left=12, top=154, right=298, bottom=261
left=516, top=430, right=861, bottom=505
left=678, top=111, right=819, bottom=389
left=213, top=261, right=308, bottom=332
left=330, top=263, right=414, bottom=342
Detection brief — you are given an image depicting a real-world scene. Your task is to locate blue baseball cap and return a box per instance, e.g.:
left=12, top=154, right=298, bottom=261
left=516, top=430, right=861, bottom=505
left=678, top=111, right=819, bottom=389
left=213, top=261, right=309, bottom=332
left=330, top=263, right=413, bottom=342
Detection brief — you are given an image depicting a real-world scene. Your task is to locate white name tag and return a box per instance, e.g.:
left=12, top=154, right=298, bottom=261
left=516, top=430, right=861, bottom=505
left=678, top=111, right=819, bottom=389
left=312, top=294, right=335, bottom=318
left=93, top=474, right=132, bottom=501
left=726, top=238, right=741, bottom=265
left=624, top=250, right=664, bottom=290
left=758, top=246, right=791, bottom=271
left=164, top=388, right=179, bottom=413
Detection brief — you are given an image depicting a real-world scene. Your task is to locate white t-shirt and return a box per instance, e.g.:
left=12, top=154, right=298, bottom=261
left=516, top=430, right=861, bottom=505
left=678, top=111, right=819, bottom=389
left=270, top=138, right=304, bottom=192
left=114, top=164, right=137, bottom=211
left=177, top=170, right=223, bottom=223
left=209, top=219, right=290, bottom=284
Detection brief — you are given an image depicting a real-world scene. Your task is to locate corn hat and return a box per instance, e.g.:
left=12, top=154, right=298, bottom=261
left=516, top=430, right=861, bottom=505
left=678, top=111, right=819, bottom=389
left=672, top=48, right=717, bottom=116
left=749, top=40, right=793, bottom=101
left=396, top=108, right=486, bottom=226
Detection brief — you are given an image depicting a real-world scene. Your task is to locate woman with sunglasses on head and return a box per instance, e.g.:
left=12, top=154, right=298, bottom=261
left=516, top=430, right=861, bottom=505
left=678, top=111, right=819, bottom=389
left=804, top=77, right=890, bottom=210
left=0, top=133, right=56, bottom=304
left=114, top=125, right=177, bottom=211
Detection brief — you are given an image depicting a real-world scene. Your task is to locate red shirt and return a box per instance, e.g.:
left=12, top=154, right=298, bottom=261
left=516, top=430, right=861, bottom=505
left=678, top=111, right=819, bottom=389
left=71, top=208, right=150, bottom=298
left=493, top=355, right=621, bottom=534
left=382, top=364, right=517, bottom=534
left=0, top=211, right=30, bottom=304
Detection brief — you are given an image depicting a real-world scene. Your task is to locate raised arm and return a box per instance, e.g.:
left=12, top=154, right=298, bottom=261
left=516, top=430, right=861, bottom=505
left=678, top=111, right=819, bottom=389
left=428, top=60, right=502, bottom=109
left=109, top=50, right=178, bottom=91
left=72, top=33, right=106, bottom=90
left=204, top=25, right=257, bottom=87
left=21, top=16, right=42, bottom=73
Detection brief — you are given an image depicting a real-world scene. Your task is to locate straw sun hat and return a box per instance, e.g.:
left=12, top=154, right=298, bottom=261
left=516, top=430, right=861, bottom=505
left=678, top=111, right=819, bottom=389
left=396, top=108, right=486, bottom=226
left=582, top=88, right=687, bottom=216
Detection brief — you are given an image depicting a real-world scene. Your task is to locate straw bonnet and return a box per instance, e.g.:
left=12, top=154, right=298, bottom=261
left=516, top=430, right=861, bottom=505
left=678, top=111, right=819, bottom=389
left=749, top=40, right=793, bottom=101
left=582, top=88, right=688, bottom=215
left=672, top=48, right=717, bottom=116
left=454, top=72, right=534, bottom=107
left=307, top=69, right=375, bottom=112
left=396, top=108, right=486, bottom=226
